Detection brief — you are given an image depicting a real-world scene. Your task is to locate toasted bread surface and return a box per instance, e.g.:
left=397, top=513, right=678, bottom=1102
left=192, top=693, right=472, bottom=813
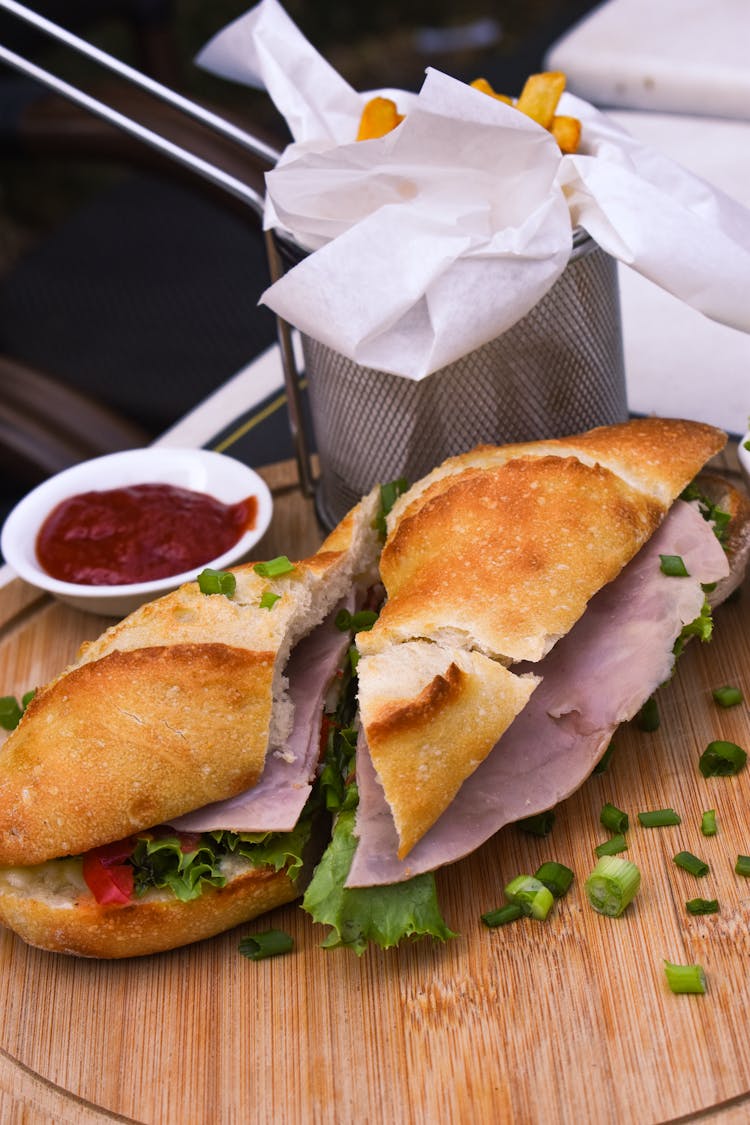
left=358, top=642, right=538, bottom=856
left=388, top=418, right=726, bottom=529
left=0, top=861, right=297, bottom=958
left=362, top=455, right=665, bottom=663
left=0, top=644, right=275, bottom=866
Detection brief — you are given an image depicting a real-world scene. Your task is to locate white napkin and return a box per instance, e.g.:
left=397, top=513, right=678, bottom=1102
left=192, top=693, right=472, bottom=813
left=197, top=0, right=750, bottom=381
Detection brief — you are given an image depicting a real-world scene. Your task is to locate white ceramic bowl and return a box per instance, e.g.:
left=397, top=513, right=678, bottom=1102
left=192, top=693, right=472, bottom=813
left=739, top=432, right=750, bottom=494
left=1, top=448, right=274, bottom=617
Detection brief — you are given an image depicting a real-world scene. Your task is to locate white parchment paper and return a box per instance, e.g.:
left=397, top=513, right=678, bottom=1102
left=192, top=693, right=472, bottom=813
left=198, top=0, right=750, bottom=380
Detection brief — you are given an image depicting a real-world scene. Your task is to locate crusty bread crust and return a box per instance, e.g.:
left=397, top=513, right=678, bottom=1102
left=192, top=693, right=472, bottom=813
left=388, top=417, right=726, bottom=530
left=362, top=454, right=665, bottom=663
left=0, top=862, right=297, bottom=958
left=357, top=642, right=538, bottom=857
left=0, top=644, right=275, bottom=866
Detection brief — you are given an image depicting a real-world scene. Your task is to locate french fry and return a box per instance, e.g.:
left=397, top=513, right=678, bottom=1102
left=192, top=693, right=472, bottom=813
left=470, top=77, right=513, bottom=105
left=515, top=71, right=566, bottom=130
left=551, top=114, right=581, bottom=154
left=356, top=96, right=404, bottom=141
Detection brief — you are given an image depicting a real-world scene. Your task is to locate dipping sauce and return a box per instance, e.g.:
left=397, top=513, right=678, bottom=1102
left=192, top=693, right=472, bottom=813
left=36, top=483, right=258, bottom=585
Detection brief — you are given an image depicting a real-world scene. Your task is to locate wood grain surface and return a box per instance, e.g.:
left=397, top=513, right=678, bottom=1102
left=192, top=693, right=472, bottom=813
left=1, top=461, right=750, bottom=1124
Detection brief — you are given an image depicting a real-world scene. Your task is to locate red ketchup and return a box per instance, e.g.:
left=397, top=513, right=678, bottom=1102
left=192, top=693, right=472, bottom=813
left=36, top=482, right=258, bottom=586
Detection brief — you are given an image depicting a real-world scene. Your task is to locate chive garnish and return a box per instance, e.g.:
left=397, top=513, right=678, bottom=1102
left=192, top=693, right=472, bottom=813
left=673, top=851, right=709, bottom=877
left=700, top=809, right=717, bottom=837
left=253, top=556, right=295, bottom=578
left=593, top=741, right=616, bottom=774
left=334, top=608, right=378, bottom=633
left=504, top=875, right=554, bottom=921
left=534, top=861, right=574, bottom=898
left=663, top=960, right=706, bottom=995
left=595, top=834, right=628, bottom=858
left=374, top=478, right=409, bottom=537
left=637, top=808, right=681, bottom=828
left=585, top=856, right=641, bottom=917
left=712, top=685, right=744, bottom=708
left=259, top=591, right=281, bottom=610
left=0, top=696, right=23, bottom=731
left=600, top=802, right=629, bottom=834
left=686, top=898, right=719, bottom=916
left=698, top=740, right=747, bottom=777
left=635, top=696, right=660, bottom=732
left=238, top=929, right=294, bottom=961
left=659, top=554, right=689, bottom=577
left=197, top=567, right=236, bottom=597
left=517, top=810, right=556, bottom=837
left=481, top=903, right=523, bottom=928
left=735, top=855, right=750, bottom=878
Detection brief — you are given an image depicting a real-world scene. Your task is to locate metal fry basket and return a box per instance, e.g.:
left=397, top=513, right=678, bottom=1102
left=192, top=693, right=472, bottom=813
left=1, top=0, right=628, bottom=531
left=273, top=228, right=626, bottom=528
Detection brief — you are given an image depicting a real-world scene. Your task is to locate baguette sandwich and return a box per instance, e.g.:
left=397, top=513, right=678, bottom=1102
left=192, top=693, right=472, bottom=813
left=0, top=418, right=748, bottom=957
left=0, top=489, right=383, bottom=956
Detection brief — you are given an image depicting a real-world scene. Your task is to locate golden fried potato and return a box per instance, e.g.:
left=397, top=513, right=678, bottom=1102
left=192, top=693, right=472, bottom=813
left=356, top=96, right=405, bottom=141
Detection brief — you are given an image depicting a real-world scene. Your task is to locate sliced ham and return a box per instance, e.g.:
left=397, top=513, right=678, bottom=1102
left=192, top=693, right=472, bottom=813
left=170, top=603, right=353, bottom=834
left=347, top=500, right=728, bottom=886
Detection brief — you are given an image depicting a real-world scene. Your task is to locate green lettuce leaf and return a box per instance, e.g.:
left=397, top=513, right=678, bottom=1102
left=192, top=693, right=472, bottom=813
left=302, top=806, right=457, bottom=955
left=129, top=803, right=316, bottom=902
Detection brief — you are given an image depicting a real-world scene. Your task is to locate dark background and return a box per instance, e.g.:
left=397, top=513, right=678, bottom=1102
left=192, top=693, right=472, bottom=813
left=0, top=0, right=599, bottom=524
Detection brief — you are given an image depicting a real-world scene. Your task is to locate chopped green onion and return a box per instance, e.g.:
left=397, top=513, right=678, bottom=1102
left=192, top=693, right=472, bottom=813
left=253, top=556, right=295, bottom=579
left=635, top=696, right=660, bottom=732
left=595, top=834, right=628, bottom=858
left=585, top=856, right=641, bottom=917
left=517, top=810, right=555, bottom=837
left=197, top=567, right=236, bottom=597
left=600, top=802, right=629, bottom=834
left=259, top=591, right=281, bottom=610
left=735, top=855, right=750, bottom=878
left=534, top=861, right=574, bottom=898
left=637, top=808, right=681, bottom=828
left=700, top=809, right=717, bottom=837
left=504, top=875, right=554, bottom=920
left=659, top=554, right=689, bottom=577
left=593, top=741, right=616, bottom=774
left=712, top=685, right=744, bottom=708
left=374, top=478, right=409, bottom=537
left=745, top=439, right=750, bottom=452
left=673, top=851, right=709, bottom=877
left=0, top=689, right=36, bottom=732
left=699, top=740, right=747, bottom=778
left=334, top=608, right=378, bottom=633
left=348, top=645, right=360, bottom=673
left=238, top=929, right=294, bottom=961
left=481, top=903, right=523, bottom=928
left=686, top=898, right=719, bottom=916
left=663, top=960, right=706, bottom=995
left=0, top=696, right=23, bottom=731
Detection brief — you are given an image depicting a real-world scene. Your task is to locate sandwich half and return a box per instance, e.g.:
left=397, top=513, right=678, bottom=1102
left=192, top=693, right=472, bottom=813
left=0, top=488, right=382, bottom=957
left=302, top=418, right=750, bottom=949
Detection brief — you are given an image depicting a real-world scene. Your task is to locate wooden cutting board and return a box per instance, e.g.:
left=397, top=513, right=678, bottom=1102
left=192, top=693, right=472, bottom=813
left=2, top=460, right=750, bottom=1125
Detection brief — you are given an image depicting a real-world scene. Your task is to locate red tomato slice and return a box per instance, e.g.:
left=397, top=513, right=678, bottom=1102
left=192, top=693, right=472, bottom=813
left=82, top=838, right=136, bottom=905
